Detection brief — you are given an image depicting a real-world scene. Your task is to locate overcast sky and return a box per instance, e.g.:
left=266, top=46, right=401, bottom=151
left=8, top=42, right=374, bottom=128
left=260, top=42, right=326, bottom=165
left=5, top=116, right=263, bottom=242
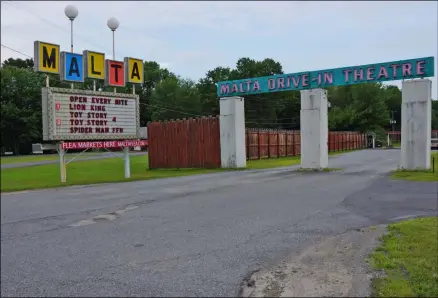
left=1, top=1, right=437, bottom=98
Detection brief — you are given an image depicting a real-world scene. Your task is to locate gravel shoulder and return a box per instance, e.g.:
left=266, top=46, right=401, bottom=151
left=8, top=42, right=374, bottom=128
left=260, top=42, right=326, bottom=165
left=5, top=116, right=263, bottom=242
left=241, top=225, right=388, bottom=297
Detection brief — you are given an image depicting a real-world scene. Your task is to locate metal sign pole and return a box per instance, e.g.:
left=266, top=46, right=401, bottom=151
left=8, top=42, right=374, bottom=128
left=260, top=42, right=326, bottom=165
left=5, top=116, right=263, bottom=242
left=59, top=143, right=67, bottom=183
left=124, top=146, right=130, bottom=178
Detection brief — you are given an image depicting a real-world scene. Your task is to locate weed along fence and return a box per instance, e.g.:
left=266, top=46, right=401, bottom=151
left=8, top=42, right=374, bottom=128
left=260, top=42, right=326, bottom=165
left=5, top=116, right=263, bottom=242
left=147, top=116, right=221, bottom=169
left=148, top=117, right=367, bottom=168
left=246, top=129, right=366, bottom=160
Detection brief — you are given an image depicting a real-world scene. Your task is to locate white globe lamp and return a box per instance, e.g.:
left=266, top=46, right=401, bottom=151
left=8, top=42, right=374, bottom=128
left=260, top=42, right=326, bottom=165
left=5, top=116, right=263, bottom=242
left=107, top=17, right=119, bottom=31
left=64, top=5, right=78, bottom=21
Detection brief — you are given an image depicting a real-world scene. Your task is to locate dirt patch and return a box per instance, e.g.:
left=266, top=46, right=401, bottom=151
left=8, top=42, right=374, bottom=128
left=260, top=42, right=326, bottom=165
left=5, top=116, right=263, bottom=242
left=241, top=225, right=387, bottom=297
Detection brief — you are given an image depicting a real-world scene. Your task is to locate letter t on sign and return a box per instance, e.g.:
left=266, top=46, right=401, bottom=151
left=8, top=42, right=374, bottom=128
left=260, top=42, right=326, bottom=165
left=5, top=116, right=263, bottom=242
left=104, top=59, right=125, bottom=87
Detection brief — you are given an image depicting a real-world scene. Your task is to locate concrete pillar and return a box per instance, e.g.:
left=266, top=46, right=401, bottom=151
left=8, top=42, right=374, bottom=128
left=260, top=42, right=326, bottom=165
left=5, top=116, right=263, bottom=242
left=401, top=79, right=432, bottom=170
left=219, top=96, right=246, bottom=168
left=300, top=89, right=328, bottom=169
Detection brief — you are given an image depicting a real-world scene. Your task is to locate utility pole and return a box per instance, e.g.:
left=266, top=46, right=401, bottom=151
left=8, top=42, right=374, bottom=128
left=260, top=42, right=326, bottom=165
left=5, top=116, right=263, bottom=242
left=391, top=110, right=395, bottom=132
left=389, top=110, right=396, bottom=148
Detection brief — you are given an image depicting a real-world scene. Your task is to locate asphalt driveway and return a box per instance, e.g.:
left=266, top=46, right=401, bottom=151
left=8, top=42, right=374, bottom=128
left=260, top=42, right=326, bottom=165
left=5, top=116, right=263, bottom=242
left=1, top=149, right=437, bottom=297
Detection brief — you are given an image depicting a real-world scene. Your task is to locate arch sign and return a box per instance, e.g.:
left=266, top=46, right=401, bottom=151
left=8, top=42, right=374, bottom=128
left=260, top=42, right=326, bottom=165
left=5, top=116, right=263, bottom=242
left=216, top=57, right=434, bottom=97
left=215, top=56, right=435, bottom=172
left=33, top=41, right=144, bottom=86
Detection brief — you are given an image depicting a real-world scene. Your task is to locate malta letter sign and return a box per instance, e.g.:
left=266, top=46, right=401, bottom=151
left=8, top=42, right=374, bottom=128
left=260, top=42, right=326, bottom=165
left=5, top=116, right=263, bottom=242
left=33, top=40, right=144, bottom=86
left=34, top=40, right=145, bottom=142
left=34, top=41, right=60, bottom=74
left=83, top=50, right=105, bottom=80
left=60, top=52, right=84, bottom=82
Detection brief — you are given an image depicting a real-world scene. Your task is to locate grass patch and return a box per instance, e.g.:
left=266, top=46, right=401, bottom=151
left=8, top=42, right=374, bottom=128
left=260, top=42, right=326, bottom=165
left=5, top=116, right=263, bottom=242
left=369, top=217, right=438, bottom=297
left=385, top=141, right=401, bottom=149
left=1, top=155, right=303, bottom=192
left=1, top=155, right=222, bottom=192
left=391, top=152, right=438, bottom=182
left=246, top=156, right=300, bottom=169
left=1, top=154, right=60, bottom=165
left=0, top=149, right=362, bottom=192
left=1, top=152, right=103, bottom=165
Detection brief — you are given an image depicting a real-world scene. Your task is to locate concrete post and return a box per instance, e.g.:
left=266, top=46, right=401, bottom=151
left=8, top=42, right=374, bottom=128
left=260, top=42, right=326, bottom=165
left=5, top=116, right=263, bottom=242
left=401, top=79, right=432, bottom=170
left=219, top=96, right=246, bottom=168
left=300, top=89, right=328, bottom=169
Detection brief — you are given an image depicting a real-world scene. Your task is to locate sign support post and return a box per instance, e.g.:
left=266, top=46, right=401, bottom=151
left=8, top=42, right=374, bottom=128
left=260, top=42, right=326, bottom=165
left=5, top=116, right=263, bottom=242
left=59, top=143, right=67, bottom=183
left=300, top=89, right=328, bottom=169
left=123, top=147, right=130, bottom=178
left=219, top=96, right=246, bottom=168
left=401, top=79, right=432, bottom=170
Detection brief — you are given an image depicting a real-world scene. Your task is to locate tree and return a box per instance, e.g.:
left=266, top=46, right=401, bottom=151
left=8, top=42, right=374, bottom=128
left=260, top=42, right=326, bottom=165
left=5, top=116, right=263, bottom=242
left=432, top=100, right=438, bottom=130
left=2, top=57, right=34, bottom=69
left=0, top=66, right=44, bottom=154
left=383, top=85, right=402, bottom=131
left=197, top=66, right=232, bottom=116
left=149, top=76, right=202, bottom=121
left=197, top=57, right=285, bottom=127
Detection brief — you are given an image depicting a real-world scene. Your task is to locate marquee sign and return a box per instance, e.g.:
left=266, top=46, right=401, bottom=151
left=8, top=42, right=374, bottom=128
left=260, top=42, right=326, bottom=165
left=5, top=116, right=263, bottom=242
left=42, top=87, right=140, bottom=141
left=33, top=40, right=144, bottom=86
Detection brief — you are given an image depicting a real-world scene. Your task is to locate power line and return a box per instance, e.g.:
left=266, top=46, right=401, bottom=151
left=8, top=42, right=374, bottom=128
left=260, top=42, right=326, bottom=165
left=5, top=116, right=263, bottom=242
left=3, top=1, right=116, bottom=56
left=0, top=45, right=302, bottom=125
left=1, top=44, right=33, bottom=58
left=0, top=44, right=211, bottom=119
left=140, top=103, right=208, bottom=118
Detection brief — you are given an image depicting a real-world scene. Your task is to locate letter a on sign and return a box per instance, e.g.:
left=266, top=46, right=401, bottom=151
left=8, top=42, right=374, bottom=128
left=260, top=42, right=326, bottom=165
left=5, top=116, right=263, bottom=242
left=83, top=50, right=105, bottom=80
left=60, top=52, right=84, bottom=82
left=104, top=60, right=125, bottom=87
left=33, top=41, right=60, bottom=74
left=124, top=57, right=144, bottom=84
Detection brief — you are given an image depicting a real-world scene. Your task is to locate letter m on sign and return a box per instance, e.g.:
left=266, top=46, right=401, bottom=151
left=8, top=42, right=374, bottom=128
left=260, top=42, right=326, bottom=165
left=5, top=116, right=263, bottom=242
left=34, top=41, right=60, bottom=74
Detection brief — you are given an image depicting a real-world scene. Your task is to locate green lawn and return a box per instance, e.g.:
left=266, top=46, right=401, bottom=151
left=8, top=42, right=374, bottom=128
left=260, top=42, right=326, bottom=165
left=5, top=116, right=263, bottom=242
left=391, top=152, right=438, bottom=182
left=1, top=154, right=60, bottom=165
left=0, top=155, right=304, bottom=192
left=1, top=152, right=103, bottom=165
left=369, top=217, right=438, bottom=297
left=0, top=150, right=361, bottom=192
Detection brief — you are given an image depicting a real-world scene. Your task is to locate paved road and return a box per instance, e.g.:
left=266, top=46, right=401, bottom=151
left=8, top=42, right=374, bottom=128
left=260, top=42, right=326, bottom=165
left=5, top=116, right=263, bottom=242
left=1, top=152, right=147, bottom=169
left=1, top=150, right=437, bottom=297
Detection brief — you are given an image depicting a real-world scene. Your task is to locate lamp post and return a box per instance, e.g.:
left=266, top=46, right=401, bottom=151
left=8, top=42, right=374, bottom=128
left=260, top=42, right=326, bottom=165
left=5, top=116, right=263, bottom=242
left=64, top=5, right=78, bottom=90
left=107, top=17, right=119, bottom=93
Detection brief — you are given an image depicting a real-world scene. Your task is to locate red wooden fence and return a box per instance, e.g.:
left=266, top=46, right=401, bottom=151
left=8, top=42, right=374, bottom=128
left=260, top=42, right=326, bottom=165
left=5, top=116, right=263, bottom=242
left=147, top=116, right=221, bottom=169
left=148, top=117, right=367, bottom=168
left=246, top=129, right=366, bottom=160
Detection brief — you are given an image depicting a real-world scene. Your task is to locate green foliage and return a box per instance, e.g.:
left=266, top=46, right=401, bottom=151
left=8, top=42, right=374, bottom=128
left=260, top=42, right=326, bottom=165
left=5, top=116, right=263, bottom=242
left=0, top=66, right=45, bottom=153
left=149, top=77, right=202, bottom=121
left=1, top=57, right=437, bottom=154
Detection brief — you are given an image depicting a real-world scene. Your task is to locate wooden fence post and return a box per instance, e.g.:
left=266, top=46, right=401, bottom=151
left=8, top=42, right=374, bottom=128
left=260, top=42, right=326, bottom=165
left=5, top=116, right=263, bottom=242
left=246, top=129, right=249, bottom=161
left=277, top=131, right=280, bottom=158
left=268, top=130, right=271, bottom=158
left=285, top=132, right=288, bottom=157
left=257, top=129, right=261, bottom=160
left=292, top=131, right=296, bottom=156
